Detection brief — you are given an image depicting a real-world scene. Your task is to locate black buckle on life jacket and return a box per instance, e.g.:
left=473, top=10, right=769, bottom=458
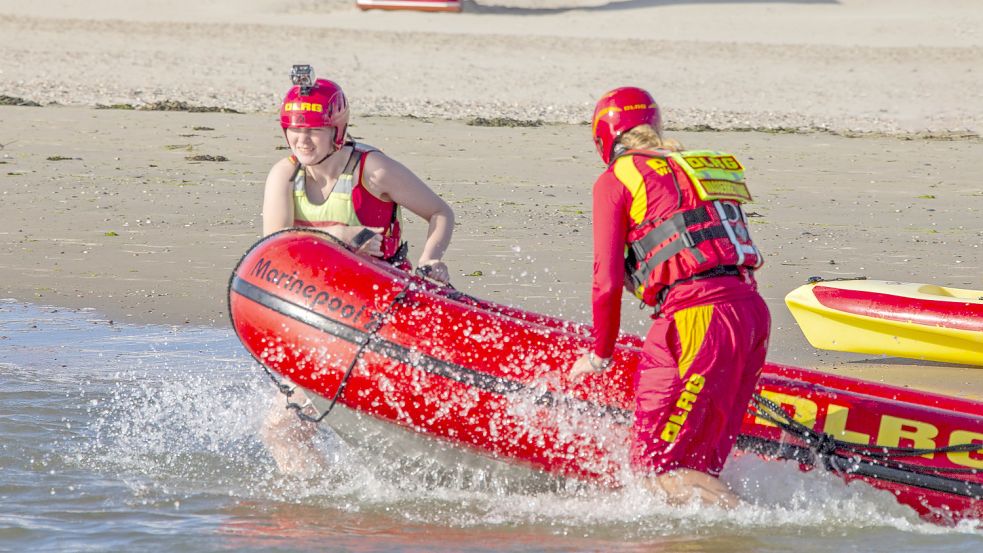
left=385, top=241, right=409, bottom=264
left=679, top=228, right=696, bottom=249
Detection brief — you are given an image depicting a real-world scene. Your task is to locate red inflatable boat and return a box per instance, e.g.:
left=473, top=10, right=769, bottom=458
left=228, top=230, right=983, bottom=525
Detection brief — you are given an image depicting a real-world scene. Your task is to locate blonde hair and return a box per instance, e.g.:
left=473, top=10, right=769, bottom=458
left=619, top=124, right=683, bottom=153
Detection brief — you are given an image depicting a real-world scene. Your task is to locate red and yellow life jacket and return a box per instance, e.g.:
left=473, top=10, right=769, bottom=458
left=291, top=143, right=405, bottom=261
left=613, top=149, right=763, bottom=306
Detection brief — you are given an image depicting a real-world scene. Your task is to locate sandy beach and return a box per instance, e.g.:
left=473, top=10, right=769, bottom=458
left=2, top=0, right=982, bottom=399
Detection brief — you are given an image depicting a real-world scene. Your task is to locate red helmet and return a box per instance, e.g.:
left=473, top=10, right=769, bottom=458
left=279, top=77, right=349, bottom=150
left=591, top=87, right=661, bottom=165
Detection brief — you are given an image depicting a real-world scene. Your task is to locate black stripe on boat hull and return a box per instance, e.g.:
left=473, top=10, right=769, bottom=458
left=738, top=435, right=983, bottom=500
left=231, top=276, right=630, bottom=422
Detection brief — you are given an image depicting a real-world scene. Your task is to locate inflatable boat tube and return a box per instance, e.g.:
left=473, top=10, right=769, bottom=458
left=229, top=230, right=983, bottom=525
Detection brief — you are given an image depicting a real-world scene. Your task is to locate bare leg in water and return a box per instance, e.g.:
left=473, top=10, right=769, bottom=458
left=647, top=468, right=741, bottom=509
left=260, top=389, right=331, bottom=476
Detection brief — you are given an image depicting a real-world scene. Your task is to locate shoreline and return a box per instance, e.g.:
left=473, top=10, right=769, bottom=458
left=3, top=2, right=982, bottom=136
left=7, top=96, right=983, bottom=143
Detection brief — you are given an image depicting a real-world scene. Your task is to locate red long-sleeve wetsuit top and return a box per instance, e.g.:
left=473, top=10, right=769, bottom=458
left=590, top=170, right=759, bottom=359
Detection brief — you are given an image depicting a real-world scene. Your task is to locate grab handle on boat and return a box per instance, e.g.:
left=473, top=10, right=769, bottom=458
left=415, top=265, right=456, bottom=290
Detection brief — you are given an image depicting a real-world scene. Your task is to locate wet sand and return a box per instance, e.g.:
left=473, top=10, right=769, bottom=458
left=2, top=105, right=981, bottom=400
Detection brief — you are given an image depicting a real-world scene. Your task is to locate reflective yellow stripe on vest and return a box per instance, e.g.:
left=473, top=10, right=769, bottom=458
left=612, top=156, right=648, bottom=225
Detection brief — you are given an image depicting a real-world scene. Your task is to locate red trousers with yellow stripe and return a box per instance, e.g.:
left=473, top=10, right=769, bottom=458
left=630, top=292, right=771, bottom=476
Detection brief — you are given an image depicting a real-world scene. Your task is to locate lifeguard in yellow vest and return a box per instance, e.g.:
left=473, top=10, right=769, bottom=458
left=262, top=64, right=454, bottom=281
left=260, top=65, right=455, bottom=475
left=570, top=87, right=771, bottom=509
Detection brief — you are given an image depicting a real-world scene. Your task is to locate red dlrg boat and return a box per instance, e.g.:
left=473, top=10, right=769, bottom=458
left=228, top=230, right=983, bottom=525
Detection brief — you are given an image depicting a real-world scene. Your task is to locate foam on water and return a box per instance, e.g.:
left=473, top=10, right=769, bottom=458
left=1, top=300, right=980, bottom=552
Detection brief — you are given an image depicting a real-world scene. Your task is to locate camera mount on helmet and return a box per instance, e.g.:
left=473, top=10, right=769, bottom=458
left=291, top=65, right=315, bottom=95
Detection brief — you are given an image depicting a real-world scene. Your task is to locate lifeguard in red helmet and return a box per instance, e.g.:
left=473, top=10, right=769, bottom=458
left=570, top=87, right=770, bottom=508
left=263, top=65, right=454, bottom=281
left=261, top=65, right=455, bottom=474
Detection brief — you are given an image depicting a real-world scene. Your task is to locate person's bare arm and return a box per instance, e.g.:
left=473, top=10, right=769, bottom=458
left=262, top=159, right=297, bottom=237
left=363, top=153, right=455, bottom=281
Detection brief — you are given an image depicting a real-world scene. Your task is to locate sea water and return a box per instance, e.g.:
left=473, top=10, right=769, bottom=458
left=0, top=300, right=980, bottom=553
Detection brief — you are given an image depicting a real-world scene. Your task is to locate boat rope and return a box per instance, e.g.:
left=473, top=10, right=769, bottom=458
left=749, top=394, right=983, bottom=476
left=255, top=228, right=415, bottom=423
left=285, top=287, right=411, bottom=424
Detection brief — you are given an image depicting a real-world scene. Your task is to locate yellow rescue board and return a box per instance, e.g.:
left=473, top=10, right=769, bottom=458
left=785, top=279, right=983, bottom=367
